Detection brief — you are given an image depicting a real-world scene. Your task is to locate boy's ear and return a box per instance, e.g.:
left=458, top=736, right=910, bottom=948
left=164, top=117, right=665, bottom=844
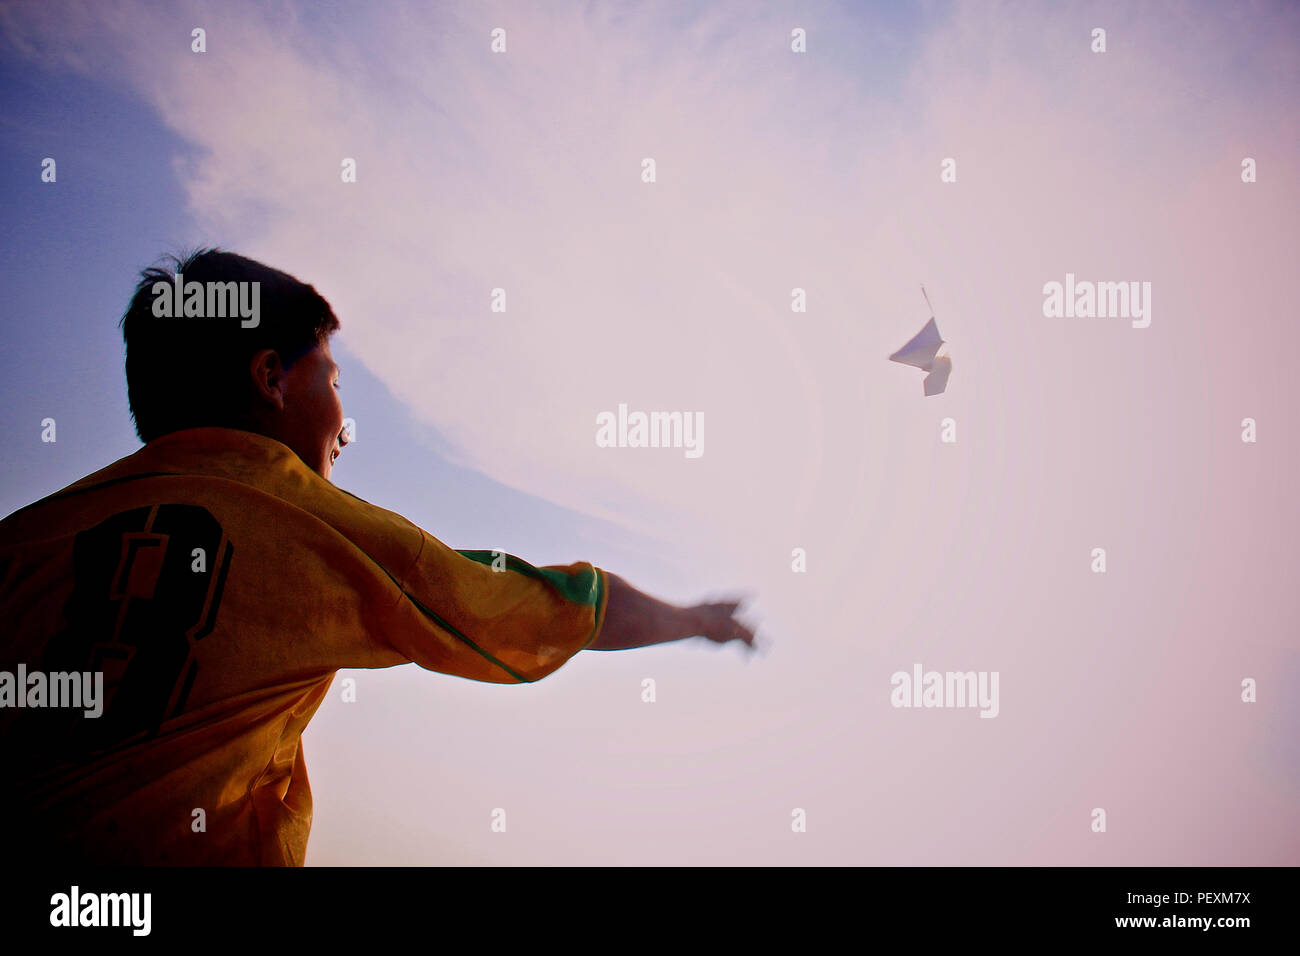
left=249, top=348, right=288, bottom=409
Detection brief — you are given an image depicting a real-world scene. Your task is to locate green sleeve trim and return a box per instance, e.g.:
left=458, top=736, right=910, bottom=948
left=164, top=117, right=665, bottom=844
left=356, top=545, right=604, bottom=682
left=455, top=550, right=602, bottom=608
left=584, top=567, right=608, bottom=650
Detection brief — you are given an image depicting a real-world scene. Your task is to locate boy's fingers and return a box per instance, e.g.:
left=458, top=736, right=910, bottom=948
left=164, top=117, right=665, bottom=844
left=725, top=617, right=756, bottom=646
left=689, top=602, right=757, bottom=647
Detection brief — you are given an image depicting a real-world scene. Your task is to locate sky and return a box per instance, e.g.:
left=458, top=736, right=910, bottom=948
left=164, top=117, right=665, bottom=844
left=1, top=0, right=1297, bottom=865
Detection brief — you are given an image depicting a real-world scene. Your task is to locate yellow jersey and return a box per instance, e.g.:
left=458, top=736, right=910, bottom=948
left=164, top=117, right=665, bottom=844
left=0, top=427, right=607, bottom=865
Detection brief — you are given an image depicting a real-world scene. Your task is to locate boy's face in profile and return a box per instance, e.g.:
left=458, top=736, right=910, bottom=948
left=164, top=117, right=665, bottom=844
left=278, top=336, right=348, bottom=481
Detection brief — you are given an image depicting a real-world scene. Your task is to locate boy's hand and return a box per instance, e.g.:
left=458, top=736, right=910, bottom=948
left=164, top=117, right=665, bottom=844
left=590, top=574, right=760, bottom=652
left=687, top=601, right=758, bottom=649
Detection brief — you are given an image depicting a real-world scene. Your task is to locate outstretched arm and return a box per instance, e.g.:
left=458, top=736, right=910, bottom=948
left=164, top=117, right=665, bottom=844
left=587, top=572, right=756, bottom=651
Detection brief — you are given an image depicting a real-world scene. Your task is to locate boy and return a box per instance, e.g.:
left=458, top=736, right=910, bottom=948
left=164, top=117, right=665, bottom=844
left=0, top=249, right=755, bottom=865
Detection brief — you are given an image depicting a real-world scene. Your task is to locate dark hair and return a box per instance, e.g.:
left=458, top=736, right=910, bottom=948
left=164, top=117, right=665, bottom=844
left=120, top=247, right=340, bottom=442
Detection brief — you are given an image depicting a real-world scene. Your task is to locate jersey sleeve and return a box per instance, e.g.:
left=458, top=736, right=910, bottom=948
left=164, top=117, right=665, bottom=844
left=377, top=529, right=609, bottom=684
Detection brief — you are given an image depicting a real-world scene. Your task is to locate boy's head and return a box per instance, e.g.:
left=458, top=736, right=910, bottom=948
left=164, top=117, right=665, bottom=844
left=120, top=248, right=349, bottom=479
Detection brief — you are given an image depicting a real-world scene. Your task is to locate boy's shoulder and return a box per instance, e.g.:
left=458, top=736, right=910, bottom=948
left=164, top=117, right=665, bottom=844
left=0, top=428, right=311, bottom=542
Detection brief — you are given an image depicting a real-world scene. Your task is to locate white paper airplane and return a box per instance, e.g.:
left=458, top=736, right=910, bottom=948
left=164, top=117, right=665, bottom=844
left=889, top=287, right=952, bottom=396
